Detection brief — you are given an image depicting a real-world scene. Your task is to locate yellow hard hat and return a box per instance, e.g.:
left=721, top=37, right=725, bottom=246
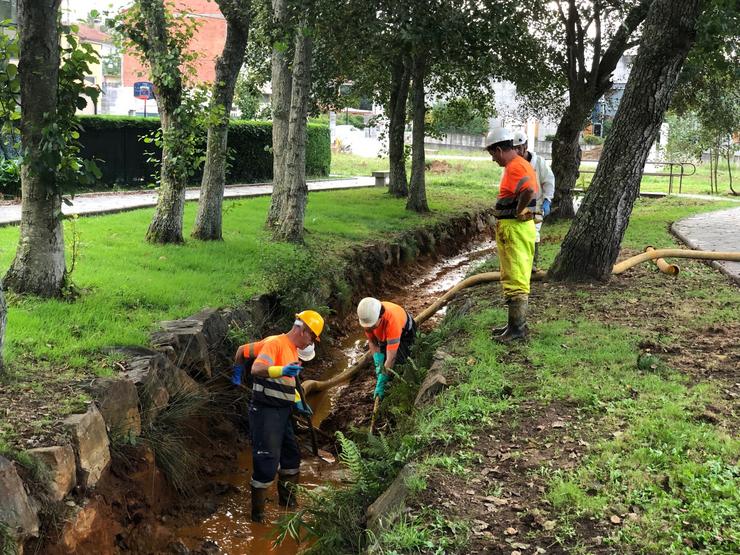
left=296, top=310, right=324, bottom=341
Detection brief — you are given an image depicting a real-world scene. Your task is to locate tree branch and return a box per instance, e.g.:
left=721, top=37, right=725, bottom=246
left=593, top=0, right=653, bottom=97
left=589, top=0, right=602, bottom=95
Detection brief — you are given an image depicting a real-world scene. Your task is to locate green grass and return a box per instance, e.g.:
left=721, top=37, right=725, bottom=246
left=332, top=151, right=740, bottom=197
left=575, top=161, right=740, bottom=196
left=292, top=192, right=740, bottom=554
left=0, top=182, right=495, bottom=367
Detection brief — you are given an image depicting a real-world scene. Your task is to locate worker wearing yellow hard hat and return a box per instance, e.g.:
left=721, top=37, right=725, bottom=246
left=247, top=309, right=324, bottom=522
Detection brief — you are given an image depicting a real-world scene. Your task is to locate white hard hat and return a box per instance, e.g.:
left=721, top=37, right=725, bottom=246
left=297, top=343, right=315, bottom=361
left=512, top=130, right=528, bottom=146
left=357, top=297, right=382, bottom=328
left=484, top=127, right=513, bottom=148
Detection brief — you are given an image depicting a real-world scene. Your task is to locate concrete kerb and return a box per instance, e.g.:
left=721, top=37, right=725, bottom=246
left=671, top=223, right=740, bottom=286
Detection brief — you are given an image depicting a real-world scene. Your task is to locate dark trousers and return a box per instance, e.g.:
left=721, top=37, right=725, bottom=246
left=248, top=403, right=301, bottom=488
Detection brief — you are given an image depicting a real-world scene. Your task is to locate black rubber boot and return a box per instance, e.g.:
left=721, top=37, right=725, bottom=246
left=495, top=297, right=528, bottom=343
left=277, top=473, right=300, bottom=508
left=251, top=486, right=268, bottom=522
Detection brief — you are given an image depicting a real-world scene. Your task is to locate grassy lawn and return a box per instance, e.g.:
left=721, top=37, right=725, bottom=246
left=0, top=164, right=500, bottom=454
left=290, top=195, right=740, bottom=555
left=331, top=152, right=739, bottom=197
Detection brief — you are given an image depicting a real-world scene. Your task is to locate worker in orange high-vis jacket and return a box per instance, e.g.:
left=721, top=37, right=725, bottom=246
left=357, top=298, right=417, bottom=400
left=248, top=310, right=324, bottom=523
left=485, top=127, right=538, bottom=342
left=232, top=338, right=315, bottom=388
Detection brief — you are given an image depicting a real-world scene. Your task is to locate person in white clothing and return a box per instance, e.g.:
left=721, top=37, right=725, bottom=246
left=512, top=130, right=555, bottom=270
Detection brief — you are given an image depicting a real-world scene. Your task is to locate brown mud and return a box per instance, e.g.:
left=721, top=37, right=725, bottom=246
left=403, top=258, right=738, bottom=554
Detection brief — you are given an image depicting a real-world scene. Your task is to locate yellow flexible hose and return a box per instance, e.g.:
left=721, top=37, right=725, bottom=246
left=645, top=246, right=680, bottom=276
left=301, top=248, right=739, bottom=396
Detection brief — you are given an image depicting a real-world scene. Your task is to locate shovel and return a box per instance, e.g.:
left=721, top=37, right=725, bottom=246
left=295, top=377, right=335, bottom=464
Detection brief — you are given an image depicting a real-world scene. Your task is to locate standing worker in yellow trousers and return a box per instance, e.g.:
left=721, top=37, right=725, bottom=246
left=485, top=128, right=538, bottom=342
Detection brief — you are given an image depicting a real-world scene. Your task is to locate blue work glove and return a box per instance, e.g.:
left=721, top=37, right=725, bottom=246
left=374, top=372, right=389, bottom=399
left=231, top=363, right=246, bottom=386
left=295, top=399, right=313, bottom=416
left=282, top=363, right=302, bottom=377
left=542, top=199, right=551, bottom=217
left=373, top=352, right=385, bottom=375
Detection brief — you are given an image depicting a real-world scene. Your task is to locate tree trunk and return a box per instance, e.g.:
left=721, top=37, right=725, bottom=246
left=549, top=0, right=701, bottom=282
left=5, top=0, right=66, bottom=297
left=727, top=144, right=736, bottom=195
left=266, top=0, right=291, bottom=228
left=387, top=57, right=410, bottom=197
left=549, top=102, right=588, bottom=220
left=272, top=29, right=312, bottom=242
left=192, top=2, right=250, bottom=241
left=406, top=55, right=429, bottom=213
left=146, top=109, right=186, bottom=243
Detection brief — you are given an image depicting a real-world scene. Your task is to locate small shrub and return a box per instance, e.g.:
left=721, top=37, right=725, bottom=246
left=0, top=158, right=20, bottom=197
left=583, top=134, right=604, bottom=145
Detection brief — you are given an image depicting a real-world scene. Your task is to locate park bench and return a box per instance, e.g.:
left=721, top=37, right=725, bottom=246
left=373, top=170, right=390, bottom=187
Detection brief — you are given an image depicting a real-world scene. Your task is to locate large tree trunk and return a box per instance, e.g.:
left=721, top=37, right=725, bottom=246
left=272, top=29, right=312, bottom=242
left=265, top=0, right=291, bottom=228
left=549, top=102, right=589, bottom=220
left=192, top=1, right=250, bottom=241
left=146, top=109, right=186, bottom=243
left=387, top=57, right=410, bottom=197
left=5, top=0, right=66, bottom=297
left=549, top=0, right=701, bottom=282
left=406, top=55, right=429, bottom=213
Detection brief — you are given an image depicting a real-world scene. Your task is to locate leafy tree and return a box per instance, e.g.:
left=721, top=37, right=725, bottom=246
left=192, top=0, right=251, bottom=241
left=670, top=0, right=739, bottom=194
left=530, top=0, right=656, bottom=220
left=117, top=0, right=201, bottom=244
left=4, top=6, right=101, bottom=299
left=549, top=0, right=702, bottom=281
left=664, top=111, right=703, bottom=162
left=233, top=70, right=263, bottom=119
left=427, top=99, right=490, bottom=137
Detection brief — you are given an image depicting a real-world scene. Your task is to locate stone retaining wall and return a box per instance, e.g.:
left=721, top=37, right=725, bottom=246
left=2, top=208, right=494, bottom=554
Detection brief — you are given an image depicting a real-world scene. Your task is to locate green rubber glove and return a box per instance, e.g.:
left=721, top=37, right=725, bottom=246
left=373, top=352, right=385, bottom=375
left=374, top=373, right=389, bottom=399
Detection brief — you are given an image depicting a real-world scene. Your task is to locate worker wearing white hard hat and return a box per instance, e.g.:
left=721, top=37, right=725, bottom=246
left=357, top=297, right=417, bottom=399
left=512, top=130, right=555, bottom=271
left=485, top=127, right=538, bottom=343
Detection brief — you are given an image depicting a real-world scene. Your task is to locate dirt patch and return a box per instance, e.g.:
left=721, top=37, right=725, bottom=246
left=425, top=160, right=464, bottom=174
left=413, top=401, right=609, bottom=554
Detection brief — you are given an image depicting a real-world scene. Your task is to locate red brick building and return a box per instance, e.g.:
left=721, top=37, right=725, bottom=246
left=122, top=0, right=226, bottom=87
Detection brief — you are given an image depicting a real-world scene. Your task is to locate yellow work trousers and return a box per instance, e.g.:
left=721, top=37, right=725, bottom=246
left=496, top=219, right=536, bottom=299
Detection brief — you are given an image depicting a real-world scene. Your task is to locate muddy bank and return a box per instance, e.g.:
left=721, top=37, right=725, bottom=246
left=8, top=208, right=495, bottom=555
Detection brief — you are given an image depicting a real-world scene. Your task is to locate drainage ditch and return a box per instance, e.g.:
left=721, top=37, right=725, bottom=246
left=169, top=237, right=496, bottom=554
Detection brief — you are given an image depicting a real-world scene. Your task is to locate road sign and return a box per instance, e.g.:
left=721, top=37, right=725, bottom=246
left=133, top=81, right=155, bottom=100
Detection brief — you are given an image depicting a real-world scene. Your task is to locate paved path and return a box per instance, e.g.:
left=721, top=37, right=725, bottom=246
left=0, top=177, right=376, bottom=226
left=672, top=206, right=740, bottom=284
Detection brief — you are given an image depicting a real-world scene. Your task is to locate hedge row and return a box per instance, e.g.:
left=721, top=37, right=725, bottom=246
left=77, top=116, right=331, bottom=188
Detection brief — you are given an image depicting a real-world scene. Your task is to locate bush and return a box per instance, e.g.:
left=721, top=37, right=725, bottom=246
left=0, top=158, right=20, bottom=197
left=76, top=116, right=330, bottom=188
left=544, top=134, right=557, bottom=142
left=582, top=134, right=604, bottom=145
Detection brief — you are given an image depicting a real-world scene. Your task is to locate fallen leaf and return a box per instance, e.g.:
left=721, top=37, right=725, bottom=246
left=504, top=527, right=518, bottom=535
left=551, top=421, right=565, bottom=429
left=543, top=520, right=556, bottom=530
left=511, top=542, right=530, bottom=549
left=610, top=515, right=622, bottom=524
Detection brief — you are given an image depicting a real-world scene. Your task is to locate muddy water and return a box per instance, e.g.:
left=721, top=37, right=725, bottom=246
left=176, top=238, right=495, bottom=553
